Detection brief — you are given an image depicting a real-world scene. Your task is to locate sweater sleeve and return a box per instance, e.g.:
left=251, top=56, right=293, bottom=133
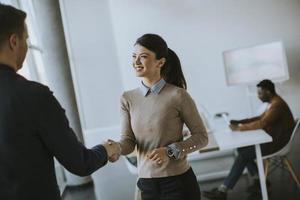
left=173, top=90, right=208, bottom=159
left=119, top=93, right=136, bottom=155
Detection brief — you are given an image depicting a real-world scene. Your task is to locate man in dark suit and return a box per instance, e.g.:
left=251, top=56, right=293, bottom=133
left=0, top=4, right=120, bottom=200
left=203, top=79, right=295, bottom=200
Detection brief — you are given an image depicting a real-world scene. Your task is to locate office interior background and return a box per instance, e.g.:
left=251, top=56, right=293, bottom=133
left=2, top=0, right=300, bottom=199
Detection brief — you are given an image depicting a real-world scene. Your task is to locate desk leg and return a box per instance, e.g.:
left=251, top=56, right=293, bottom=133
left=255, top=144, right=268, bottom=200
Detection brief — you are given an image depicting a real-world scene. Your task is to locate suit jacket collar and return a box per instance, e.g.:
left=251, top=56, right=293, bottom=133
left=0, top=63, right=16, bottom=73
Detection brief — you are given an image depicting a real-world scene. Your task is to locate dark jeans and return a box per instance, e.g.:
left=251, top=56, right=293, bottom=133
left=224, top=146, right=258, bottom=189
left=137, top=168, right=201, bottom=200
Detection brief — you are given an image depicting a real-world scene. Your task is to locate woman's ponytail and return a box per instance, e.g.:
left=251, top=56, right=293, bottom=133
left=161, top=48, right=187, bottom=89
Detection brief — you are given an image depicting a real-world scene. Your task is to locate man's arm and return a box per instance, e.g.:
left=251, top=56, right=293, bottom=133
left=37, top=86, right=110, bottom=176
left=230, top=116, right=261, bottom=125
left=237, top=101, right=282, bottom=131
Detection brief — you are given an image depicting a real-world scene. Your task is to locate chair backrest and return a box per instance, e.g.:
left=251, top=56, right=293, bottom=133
left=289, top=118, right=300, bottom=144
left=264, top=118, right=300, bottom=159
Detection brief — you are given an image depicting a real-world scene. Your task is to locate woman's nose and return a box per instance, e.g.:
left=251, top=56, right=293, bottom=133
left=134, top=56, right=141, bottom=65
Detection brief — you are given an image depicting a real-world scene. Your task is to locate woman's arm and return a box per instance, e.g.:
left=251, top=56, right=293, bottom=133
left=172, top=90, right=208, bottom=159
left=119, top=93, right=136, bottom=155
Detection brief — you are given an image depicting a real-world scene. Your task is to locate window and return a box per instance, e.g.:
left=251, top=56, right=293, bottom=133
left=18, top=0, right=48, bottom=84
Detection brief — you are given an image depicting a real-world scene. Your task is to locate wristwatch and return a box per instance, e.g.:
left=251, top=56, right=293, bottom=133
left=166, top=144, right=180, bottom=160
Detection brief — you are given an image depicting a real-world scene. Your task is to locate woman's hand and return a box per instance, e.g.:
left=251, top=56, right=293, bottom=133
left=147, top=147, right=169, bottom=165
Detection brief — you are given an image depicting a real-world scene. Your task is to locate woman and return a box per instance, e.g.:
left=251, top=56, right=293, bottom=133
left=118, top=34, right=208, bottom=200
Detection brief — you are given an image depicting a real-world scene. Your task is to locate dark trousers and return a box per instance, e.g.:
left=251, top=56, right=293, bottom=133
left=224, top=146, right=258, bottom=189
left=137, top=168, right=201, bottom=200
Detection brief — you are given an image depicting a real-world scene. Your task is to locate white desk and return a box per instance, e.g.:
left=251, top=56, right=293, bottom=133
left=212, top=123, right=272, bottom=200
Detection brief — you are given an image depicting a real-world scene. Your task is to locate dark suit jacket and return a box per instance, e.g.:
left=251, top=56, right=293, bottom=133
left=0, top=64, right=108, bottom=200
left=238, top=95, right=295, bottom=155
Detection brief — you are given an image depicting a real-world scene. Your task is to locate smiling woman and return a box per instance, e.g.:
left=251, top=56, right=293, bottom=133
left=133, top=34, right=187, bottom=90
left=111, top=33, right=209, bottom=200
left=132, top=44, right=163, bottom=79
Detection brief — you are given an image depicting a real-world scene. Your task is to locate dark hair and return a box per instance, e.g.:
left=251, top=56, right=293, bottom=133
left=257, top=79, right=276, bottom=94
left=135, top=33, right=187, bottom=89
left=0, top=3, right=26, bottom=47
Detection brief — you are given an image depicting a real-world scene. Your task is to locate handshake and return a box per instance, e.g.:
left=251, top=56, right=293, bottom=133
left=102, top=139, right=122, bottom=163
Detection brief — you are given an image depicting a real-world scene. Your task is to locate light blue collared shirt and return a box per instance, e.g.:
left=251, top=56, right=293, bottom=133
left=140, top=79, right=166, bottom=96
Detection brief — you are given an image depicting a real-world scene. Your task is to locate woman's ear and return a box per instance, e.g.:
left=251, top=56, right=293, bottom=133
left=158, top=57, right=166, bottom=68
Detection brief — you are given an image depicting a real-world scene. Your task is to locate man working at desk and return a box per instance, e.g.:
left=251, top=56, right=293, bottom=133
left=204, top=79, right=295, bottom=200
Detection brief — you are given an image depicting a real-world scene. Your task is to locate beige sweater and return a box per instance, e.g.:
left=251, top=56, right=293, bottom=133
left=119, top=83, right=208, bottom=178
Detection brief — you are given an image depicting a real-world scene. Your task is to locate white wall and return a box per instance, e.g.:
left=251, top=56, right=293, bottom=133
left=59, top=0, right=123, bottom=133
left=31, top=0, right=83, bottom=139
left=108, top=0, right=300, bottom=119
left=59, top=0, right=300, bottom=143
left=31, top=0, right=91, bottom=186
left=58, top=1, right=300, bottom=199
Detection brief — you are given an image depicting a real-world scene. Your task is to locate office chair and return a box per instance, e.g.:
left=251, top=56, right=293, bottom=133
left=263, top=118, right=300, bottom=188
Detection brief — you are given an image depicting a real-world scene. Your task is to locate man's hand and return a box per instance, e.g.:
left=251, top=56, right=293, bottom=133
left=103, top=139, right=121, bottom=163
left=147, top=147, right=169, bottom=166
left=230, top=120, right=240, bottom=125
left=230, top=124, right=242, bottom=131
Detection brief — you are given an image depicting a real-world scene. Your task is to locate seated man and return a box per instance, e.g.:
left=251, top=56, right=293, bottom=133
left=203, top=79, right=295, bottom=200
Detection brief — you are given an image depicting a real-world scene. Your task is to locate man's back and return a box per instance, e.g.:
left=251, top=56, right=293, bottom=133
left=0, top=64, right=108, bottom=200
left=0, top=65, right=59, bottom=199
left=262, top=95, right=295, bottom=155
left=238, top=94, right=295, bottom=155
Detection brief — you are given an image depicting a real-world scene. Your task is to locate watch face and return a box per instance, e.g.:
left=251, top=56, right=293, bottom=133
left=167, top=148, right=174, bottom=157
